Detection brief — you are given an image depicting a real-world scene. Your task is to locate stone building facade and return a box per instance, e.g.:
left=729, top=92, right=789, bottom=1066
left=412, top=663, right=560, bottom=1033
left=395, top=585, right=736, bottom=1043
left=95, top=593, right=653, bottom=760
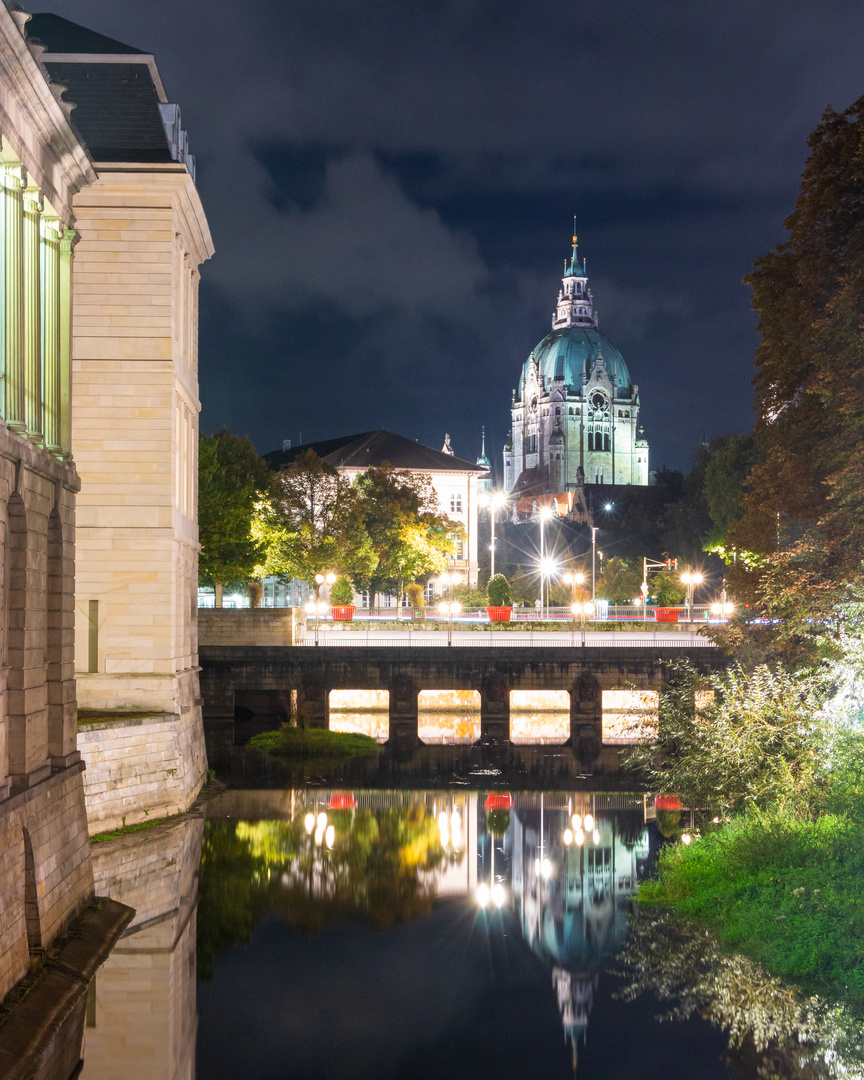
left=0, top=4, right=97, bottom=1002
left=504, top=230, right=649, bottom=495
left=27, top=15, right=214, bottom=825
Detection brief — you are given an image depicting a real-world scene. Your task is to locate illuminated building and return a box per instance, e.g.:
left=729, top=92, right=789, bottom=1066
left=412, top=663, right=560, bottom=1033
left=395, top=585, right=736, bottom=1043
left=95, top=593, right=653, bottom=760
left=504, top=227, right=649, bottom=495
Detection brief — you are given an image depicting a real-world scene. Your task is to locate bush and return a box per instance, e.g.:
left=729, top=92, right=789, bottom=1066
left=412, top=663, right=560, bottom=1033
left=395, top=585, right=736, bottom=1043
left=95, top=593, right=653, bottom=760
left=249, top=725, right=381, bottom=758
left=486, top=574, right=512, bottom=607
left=405, top=583, right=425, bottom=610
left=329, top=576, right=355, bottom=605
left=247, top=581, right=263, bottom=608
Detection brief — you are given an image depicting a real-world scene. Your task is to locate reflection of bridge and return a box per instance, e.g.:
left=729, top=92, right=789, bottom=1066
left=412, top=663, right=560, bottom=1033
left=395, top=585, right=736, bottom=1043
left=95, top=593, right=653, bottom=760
left=201, top=643, right=725, bottom=747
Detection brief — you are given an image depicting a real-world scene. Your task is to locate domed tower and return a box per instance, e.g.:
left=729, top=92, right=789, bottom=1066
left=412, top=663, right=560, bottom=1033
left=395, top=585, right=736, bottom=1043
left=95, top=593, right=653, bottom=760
left=505, top=223, right=649, bottom=493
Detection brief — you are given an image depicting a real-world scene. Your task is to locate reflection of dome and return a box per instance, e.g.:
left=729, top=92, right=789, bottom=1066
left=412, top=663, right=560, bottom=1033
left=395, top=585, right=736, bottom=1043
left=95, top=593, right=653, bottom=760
left=522, top=327, right=631, bottom=396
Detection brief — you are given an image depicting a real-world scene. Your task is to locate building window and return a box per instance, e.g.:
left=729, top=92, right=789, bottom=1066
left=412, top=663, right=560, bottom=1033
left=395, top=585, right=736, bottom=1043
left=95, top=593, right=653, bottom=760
left=450, top=493, right=463, bottom=514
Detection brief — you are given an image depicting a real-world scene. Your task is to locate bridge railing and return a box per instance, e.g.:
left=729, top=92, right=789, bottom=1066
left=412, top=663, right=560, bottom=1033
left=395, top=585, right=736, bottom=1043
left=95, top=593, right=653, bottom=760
left=302, top=630, right=716, bottom=648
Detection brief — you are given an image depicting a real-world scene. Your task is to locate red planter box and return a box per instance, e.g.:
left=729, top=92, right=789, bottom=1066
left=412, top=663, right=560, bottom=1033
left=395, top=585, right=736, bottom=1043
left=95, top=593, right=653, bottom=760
left=331, top=605, right=356, bottom=621
left=656, top=607, right=679, bottom=622
left=486, top=606, right=512, bottom=622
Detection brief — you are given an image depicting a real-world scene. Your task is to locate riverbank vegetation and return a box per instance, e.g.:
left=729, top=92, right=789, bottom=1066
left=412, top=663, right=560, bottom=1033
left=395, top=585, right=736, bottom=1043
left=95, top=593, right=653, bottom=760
left=248, top=725, right=382, bottom=759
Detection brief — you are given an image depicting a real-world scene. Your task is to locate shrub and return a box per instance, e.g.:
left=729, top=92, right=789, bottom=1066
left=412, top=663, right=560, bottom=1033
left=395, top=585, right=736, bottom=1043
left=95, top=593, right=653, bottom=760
left=247, top=581, right=263, bottom=608
left=486, top=574, right=512, bottom=607
left=405, top=583, right=425, bottom=610
left=329, top=576, right=355, bottom=605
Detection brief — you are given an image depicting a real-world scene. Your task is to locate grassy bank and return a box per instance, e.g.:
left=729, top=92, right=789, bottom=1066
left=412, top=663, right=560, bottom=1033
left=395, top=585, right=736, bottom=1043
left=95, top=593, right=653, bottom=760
left=249, top=725, right=382, bottom=758
left=640, top=809, right=864, bottom=1007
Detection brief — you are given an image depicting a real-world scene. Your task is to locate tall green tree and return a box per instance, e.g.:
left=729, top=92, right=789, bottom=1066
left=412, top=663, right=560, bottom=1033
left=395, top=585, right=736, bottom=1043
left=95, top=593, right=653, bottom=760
left=732, top=94, right=864, bottom=611
left=597, top=556, right=642, bottom=604
left=702, top=433, right=760, bottom=554
left=254, top=450, right=376, bottom=585
left=355, top=465, right=459, bottom=607
left=198, top=429, right=269, bottom=605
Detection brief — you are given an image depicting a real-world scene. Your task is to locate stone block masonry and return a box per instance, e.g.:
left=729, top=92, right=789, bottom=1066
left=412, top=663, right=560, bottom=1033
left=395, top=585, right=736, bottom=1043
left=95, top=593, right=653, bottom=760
left=78, top=707, right=206, bottom=834
left=0, top=765, right=94, bottom=1002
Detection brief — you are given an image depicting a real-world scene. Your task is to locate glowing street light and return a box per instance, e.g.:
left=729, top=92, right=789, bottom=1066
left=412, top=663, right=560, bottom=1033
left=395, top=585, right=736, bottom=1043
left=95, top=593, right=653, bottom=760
left=438, top=600, right=462, bottom=646
left=570, top=599, right=594, bottom=646
left=680, top=570, right=703, bottom=619
left=538, top=505, right=554, bottom=618
left=304, top=599, right=329, bottom=645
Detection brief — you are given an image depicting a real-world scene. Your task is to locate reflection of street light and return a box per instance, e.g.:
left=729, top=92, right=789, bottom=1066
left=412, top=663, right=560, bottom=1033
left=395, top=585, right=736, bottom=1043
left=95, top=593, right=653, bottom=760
left=304, top=599, right=329, bottom=645
left=479, top=490, right=507, bottom=579
left=304, top=812, right=315, bottom=834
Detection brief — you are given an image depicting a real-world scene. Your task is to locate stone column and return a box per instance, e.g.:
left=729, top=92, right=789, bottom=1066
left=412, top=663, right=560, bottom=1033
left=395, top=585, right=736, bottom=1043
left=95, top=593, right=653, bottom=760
left=480, top=673, right=510, bottom=741
left=58, top=228, right=75, bottom=456
left=4, top=163, right=26, bottom=433
left=23, top=183, right=42, bottom=443
left=41, top=213, right=62, bottom=454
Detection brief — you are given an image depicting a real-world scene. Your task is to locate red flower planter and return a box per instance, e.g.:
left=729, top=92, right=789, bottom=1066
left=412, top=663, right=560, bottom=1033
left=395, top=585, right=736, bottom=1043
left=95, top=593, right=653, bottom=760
left=328, top=792, right=356, bottom=810
left=486, top=606, right=513, bottom=622
left=655, top=794, right=683, bottom=811
left=331, top=605, right=356, bottom=621
left=656, top=607, right=679, bottom=622
left=484, top=793, right=513, bottom=811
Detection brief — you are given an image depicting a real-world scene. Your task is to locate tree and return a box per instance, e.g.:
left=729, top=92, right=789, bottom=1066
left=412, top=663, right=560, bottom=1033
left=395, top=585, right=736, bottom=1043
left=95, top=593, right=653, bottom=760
left=597, top=557, right=642, bottom=603
left=254, top=450, right=376, bottom=585
left=198, top=429, right=269, bottom=605
left=354, top=465, right=459, bottom=607
left=732, top=95, right=864, bottom=609
left=702, top=433, right=760, bottom=553
left=650, top=569, right=686, bottom=606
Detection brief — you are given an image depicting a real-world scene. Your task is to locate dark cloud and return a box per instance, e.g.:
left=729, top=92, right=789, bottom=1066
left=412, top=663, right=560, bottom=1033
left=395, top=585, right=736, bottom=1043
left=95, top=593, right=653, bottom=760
left=50, top=0, right=864, bottom=468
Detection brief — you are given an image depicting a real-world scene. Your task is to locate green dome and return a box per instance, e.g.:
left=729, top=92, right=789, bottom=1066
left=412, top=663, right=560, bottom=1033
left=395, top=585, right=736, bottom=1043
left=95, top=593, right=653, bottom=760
left=524, top=326, right=631, bottom=396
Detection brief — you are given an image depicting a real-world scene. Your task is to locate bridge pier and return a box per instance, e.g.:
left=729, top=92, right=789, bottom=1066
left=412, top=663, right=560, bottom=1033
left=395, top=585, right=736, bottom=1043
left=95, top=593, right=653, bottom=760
left=480, top=673, right=510, bottom=741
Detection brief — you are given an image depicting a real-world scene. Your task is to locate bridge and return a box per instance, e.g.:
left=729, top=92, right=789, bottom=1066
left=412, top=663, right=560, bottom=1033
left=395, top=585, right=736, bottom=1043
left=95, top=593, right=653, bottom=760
left=200, top=640, right=725, bottom=752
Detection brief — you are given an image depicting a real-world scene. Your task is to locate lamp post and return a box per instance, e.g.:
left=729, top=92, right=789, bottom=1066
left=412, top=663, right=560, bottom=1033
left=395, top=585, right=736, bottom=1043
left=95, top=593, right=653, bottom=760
left=438, top=600, right=462, bottom=646
left=571, top=600, right=593, bottom=646
left=304, top=599, right=329, bottom=645
left=680, top=570, right=703, bottom=620
left=539, top=505, right=553, bottom=617
left=591, top=527, right=598, bottom=601
left=480, top=490, right=507, bottom=580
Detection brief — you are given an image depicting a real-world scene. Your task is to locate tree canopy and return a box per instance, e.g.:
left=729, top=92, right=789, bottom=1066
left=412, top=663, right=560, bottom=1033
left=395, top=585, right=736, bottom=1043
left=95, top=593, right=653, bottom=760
left=731, top=94, right=864, bottom=612
left=198, top=428, right=269, bottom=601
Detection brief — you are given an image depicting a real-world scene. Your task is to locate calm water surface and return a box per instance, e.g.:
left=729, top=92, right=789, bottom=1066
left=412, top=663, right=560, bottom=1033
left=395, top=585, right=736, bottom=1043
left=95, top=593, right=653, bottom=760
left=75, top=733, right=853, bottom=1079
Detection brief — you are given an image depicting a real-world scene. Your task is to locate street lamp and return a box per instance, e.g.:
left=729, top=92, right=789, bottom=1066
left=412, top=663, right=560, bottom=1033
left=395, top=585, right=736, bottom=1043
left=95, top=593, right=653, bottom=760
left=304, top=599, right=329, bottom=645
left=438, top=600, right=462, bottom=646
left=710, top=601, right=734, bottom=619
left=479, top=490, right=507, bottom=580
left=571, top=600, right=594, bottom=646
left=438, top=571, right=462, bottom=607
left=680, top=570, right=703, bottom=619
left=591, top=527, right=598, bottom=601
left=539, top=505, right=554, bottom=617
left=539, top=557, right=557, bottom=620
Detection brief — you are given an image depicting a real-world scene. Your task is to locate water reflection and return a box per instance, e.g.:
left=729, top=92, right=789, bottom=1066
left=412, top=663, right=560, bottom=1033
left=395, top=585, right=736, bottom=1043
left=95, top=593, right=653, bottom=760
left=510, top=690, right=571, bottom=744
left=329, top=710, right=390, bottom=740
left=419, top=690, right=481, bottom=744
left=615, top=908, right=864, bottom=1079
left=80, top=815, right=203, bottom=1080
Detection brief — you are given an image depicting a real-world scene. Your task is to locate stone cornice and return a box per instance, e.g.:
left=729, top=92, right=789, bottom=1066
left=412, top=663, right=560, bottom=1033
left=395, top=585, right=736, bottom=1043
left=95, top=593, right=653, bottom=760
left=0, top=6, right=95, bottom=225
left=87, top=163, right=214, bottom=266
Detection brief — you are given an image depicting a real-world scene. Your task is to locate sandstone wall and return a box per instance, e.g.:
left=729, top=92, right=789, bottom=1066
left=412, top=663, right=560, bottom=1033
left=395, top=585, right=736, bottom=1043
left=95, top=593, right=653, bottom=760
left=78, top=709, right=206, bottom=833
left=81, top=815, right=202, bottom=1080
left=0, top=766, right=94, bottom=1000
left=198, top=607, right=301, bottom=648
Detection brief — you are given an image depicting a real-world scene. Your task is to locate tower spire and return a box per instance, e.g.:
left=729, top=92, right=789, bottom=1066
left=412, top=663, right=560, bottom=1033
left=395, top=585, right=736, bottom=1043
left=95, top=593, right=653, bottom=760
left=571, top=214, right=578, bottom=267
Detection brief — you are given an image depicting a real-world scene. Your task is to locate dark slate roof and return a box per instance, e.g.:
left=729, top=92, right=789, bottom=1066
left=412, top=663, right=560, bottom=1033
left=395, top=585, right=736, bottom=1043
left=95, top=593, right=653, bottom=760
left=42, top=62, right=171, bottom=162
left=264, top=431, right=484, bottom=474
left=28, top=14, right=171, bottom=163
left=27, top=13, right=146, bottom=54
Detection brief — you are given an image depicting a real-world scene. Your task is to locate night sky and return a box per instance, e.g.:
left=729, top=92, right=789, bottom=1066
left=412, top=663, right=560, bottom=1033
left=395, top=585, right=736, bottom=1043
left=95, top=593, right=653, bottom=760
left=51, top=1, right=864, bottom=473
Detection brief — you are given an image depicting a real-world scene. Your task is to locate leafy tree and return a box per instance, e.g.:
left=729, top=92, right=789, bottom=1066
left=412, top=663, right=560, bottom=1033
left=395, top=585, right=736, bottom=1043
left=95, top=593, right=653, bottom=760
left=198, top=429, right=269, bottom=605
left=486, top=574, right=512, bottom=606
left=702, top=433, right=760, bottom=553
left=731, top=95, right=864, bottom=610
left=597, top=556, right=642, bottom=603
left=650, top=569, right=686, bottom=606
left=254, top=450, right=377, bottom=586
left=355, top=465, right=459, bottom=607
left=405, top=583, right=425, bottom=611
left=329, top=576, right=355, bottom=605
